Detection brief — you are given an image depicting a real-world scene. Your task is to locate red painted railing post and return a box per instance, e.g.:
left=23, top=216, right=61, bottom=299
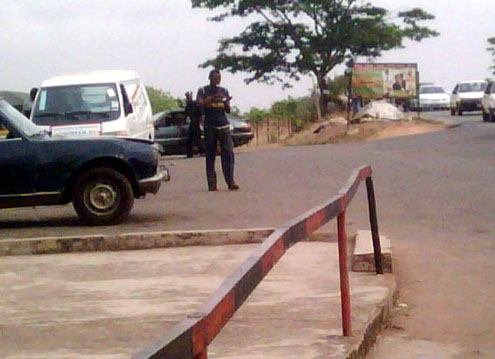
left=337, top=210, right=352, bottom=337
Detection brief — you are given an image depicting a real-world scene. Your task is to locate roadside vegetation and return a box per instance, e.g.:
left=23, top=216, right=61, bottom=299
left=145, top=86, right=179, bottom=114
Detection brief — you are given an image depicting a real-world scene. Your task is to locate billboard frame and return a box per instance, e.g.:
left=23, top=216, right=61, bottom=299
left=352, top=62, right=419, bottom=100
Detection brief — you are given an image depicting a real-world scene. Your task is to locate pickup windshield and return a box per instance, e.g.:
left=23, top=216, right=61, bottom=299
left=31, top=83, right=120, bottom=126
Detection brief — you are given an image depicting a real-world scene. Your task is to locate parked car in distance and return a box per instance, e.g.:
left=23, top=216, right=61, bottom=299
left=450, top=80, right=487, bottom=116
left=481, top=81, right=495, bottom=122
left=0, top=98, right=169, bottom=225
left=153, top=109, right=254, bottom=155
left=417, top=85, right=450, bottom=111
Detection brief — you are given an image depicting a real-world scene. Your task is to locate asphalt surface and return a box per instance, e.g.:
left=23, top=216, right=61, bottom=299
left=1, top=110, right=495, bottom=357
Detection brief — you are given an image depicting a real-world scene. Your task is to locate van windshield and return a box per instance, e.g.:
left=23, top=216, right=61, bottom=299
left=31, top=84, right=121, bottom=126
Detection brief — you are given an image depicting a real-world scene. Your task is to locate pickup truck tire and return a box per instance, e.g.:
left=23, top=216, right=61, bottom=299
left=73, top=167, right=134, bottom=225
left=450, top=107, right=456, bottom=116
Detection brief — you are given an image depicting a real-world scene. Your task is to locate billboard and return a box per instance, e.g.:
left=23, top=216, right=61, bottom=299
left=352, top=63, right=418, bottom=99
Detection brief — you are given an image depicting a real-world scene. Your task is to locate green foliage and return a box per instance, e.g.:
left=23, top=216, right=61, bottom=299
left=326, top=75, right=349, bottom=96
left=145, top=86, right=179, bottom=114
left=246, top=95, right=316, bottom=131
left=246, top=107, right=267, bottom=124
left=191, top=0, right=439, bottom=95
left=488, top=37, right=495, bottom=76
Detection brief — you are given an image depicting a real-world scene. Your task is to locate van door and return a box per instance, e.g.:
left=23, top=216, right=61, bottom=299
left=121, top=82, right=153, bottom=139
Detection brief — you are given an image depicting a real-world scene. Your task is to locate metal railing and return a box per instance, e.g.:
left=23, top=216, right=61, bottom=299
left=132, top=165, right=382, bottom=359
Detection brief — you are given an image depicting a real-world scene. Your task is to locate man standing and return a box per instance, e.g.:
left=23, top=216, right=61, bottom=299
left=197, top=70, right=239, bottom=191
left=185, top=91, right=204, bottom=158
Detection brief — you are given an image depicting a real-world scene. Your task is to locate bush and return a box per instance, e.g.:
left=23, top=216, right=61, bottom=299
left=146, top=86, right=180, bottom=114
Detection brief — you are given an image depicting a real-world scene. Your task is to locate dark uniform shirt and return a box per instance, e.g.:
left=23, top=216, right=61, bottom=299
left=197, top=85, right=230, bottom=127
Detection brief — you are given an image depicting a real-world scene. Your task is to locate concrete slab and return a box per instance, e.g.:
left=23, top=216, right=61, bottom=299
left=351, top=230, right=392, bottom=273
left=0, top=242, right=395, bottom=359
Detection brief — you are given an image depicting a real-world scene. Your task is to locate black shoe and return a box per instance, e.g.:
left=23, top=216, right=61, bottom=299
left=228, top=182, right=239, bottom=190
left=208, top=184, right=217, bottom=191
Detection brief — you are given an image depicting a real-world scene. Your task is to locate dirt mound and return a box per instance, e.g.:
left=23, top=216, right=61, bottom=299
left=238, top=116, right=446, bottom=153
left=282, top=118, right=446, bottom=146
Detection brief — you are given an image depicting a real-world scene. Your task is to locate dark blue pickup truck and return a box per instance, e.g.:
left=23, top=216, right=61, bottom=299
left=0, top=99, right=169, bottom=225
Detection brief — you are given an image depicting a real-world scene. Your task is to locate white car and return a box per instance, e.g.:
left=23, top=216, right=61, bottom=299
left=417, top=85, right=450, bottom=111
left=481, top=81, right=495, bottom=122
left=450, top=81, right=487, bottom=116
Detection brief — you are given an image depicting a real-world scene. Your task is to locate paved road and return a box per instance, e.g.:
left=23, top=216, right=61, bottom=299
left=419, top=109, right=482, bottom=126
left=1, top=111, right=495, bottom=357
left=366, top=110, right=495, bottom=358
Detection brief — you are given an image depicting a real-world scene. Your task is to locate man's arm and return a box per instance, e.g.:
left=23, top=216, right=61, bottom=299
left=223, top=89, right=232, bottom=113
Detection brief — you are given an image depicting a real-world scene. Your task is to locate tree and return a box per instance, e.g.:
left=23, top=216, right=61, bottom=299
left=191, top=0, right=439, bottom=114
left=488, top=37, right=495, bottom=76
left=145, top=86, right=179, bottom=114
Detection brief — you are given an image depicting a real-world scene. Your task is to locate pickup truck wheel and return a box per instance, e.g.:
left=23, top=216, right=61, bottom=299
left=73, top=167, right=134, bottom=225
left=456, top=104, right=463, bottom=116
left=450, top=107, right=456, bottom=116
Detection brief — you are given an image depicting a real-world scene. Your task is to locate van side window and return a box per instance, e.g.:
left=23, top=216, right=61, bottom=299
left=120, top=85, right=134, bottom=116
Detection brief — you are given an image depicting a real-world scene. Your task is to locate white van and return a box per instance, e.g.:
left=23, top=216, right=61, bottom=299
left=450, top=80, right=487, bottom=116
left=31, top=70, right=154, bottom=139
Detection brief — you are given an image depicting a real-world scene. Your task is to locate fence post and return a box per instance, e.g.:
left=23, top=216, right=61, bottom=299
left=337, top=210, right=352, bottom=337
left=365, top=177, right=383, bottom=275
left=266, top=119, right=270, bottom=143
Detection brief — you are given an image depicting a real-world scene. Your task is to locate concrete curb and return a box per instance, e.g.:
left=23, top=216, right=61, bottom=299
left=0, top=228, right=275, bottom=256
left=346, top=275, right=397, bottom=359
left=352, top=230, right=393, bottom=273
left=0, top=229, right=340, bottom=256
left=346, top=231, right=396, bottom=359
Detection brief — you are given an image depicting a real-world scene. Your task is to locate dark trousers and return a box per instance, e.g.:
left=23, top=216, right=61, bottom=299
left=204, top=125, right=235, bottom=186
left=186, top=122, right=204, bottom=157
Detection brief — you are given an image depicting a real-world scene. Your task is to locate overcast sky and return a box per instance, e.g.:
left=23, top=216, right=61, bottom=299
left=1, top=0, right=494, bottom=112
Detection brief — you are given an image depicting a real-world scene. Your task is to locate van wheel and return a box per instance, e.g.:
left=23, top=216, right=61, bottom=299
left=73, top=167, right=134, bottom=225
left=450, top=108, right=456, bottom=116
left=456, top=104, right=463, bottom=116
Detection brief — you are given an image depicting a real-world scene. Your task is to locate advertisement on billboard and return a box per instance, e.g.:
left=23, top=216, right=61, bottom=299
left=352, top=63, right=418, bottom=99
